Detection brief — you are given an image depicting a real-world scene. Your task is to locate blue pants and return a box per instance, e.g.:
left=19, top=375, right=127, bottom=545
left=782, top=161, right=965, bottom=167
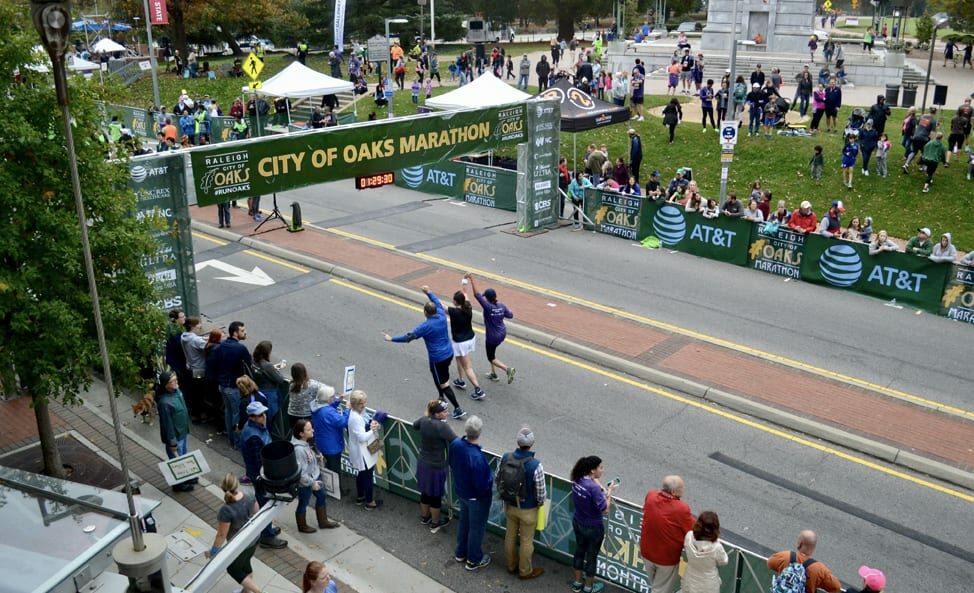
left=749, top=108, right=762, bottom=135
left=572, top=520, right=605, bottom=578
left=217, top=203, right=230, bottom=227
left=517, top=74, right=528, bottom=90
left=296, top=484, right=328, bottom=514
left=798, top=94, right=810, bottom=117
left=166, top=436, right=188, bottom=459
left=221, top=386, right=240, bottom=447
left=253, top=480, right=279, bottom=540
left=455, top=498, right=491, bottom=564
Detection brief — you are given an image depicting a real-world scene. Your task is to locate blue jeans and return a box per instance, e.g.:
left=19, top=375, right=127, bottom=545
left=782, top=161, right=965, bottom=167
left=798, top=94, right=810, bottom=117
left=217, top=203, right=230, bottom=227
left=748, top=108, right=761, bottom=135
left=517, top=74, right=528, bottom=90
left=166, top=436, right=188, bottom=459
left=221, top=386, right=241, bottom=447
left=572, top=520, right=605, bottom=578
left=296, top=484, right=328, bottom=514
left=253, top=481, right=278, bottom=540
left=455, top=497, right=491, bottom=564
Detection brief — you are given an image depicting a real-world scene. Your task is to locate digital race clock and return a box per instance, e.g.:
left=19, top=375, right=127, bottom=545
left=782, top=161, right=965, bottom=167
left=355, top=172, right=395, bottom=190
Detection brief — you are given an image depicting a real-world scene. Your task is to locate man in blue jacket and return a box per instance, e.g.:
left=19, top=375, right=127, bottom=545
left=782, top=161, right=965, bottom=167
left=450, top=416, right=493, bottom=571
left=240, top=401, right=288, bottom=549
left=384, top=286, right=466, bottom=419
left=206, top=320, right=253, bottom=447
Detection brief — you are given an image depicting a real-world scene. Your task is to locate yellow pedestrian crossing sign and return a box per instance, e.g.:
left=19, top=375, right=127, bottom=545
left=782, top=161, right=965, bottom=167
left=823, top=0, right=832, bottom=10
left=248, top=80, right=262, bottom=90
left=244, top=52, right=264, bottom=79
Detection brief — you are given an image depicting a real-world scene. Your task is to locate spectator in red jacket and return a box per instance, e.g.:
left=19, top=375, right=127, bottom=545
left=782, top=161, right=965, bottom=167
left=788, top=200, right=818, bottom=234
left=640, top=475, right=695, bottom=593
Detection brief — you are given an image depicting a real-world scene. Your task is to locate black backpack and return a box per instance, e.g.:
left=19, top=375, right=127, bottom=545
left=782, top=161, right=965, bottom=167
left=496, top=454, right=529, bottom=505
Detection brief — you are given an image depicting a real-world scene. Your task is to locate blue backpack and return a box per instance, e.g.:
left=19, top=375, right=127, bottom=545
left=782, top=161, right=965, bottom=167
left=771, top=551, right=817, bottom=593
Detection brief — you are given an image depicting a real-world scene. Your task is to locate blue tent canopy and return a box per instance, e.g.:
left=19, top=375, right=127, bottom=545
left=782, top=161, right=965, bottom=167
left=72, top=19, right=131, bottom=32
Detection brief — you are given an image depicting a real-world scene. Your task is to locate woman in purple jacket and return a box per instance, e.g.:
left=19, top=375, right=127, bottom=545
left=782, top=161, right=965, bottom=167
left=466, top=273, right=517, bottom=384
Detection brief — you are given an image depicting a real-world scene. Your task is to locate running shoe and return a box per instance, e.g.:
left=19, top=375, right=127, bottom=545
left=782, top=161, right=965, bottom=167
left=507, top=367, right=517, bottom=384
left=419, top=514, right=432, bottom=525
left=429, top=516, right=451, bottom=534
left=472, top=388, right=486, bottom=400
left=486, top=372, right=500, bottom=382
left=454, top=555, right=466, bottom=563
left=571, top=582, right=584, bottom=593
left=451, top=408, right=467, bottom=419
left=453, top=378, right=467, bottom=390
left=465, top=555, right=491, bottom=571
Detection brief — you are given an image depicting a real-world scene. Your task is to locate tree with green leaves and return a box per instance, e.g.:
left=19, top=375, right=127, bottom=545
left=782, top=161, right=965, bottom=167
left=1, top=2, right=166, bottom=477
left=930, top=0, right=973, bottom=32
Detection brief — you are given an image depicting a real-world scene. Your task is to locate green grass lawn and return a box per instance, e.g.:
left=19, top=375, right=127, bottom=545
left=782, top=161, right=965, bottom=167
left=108, top=57, right=974, bottom=249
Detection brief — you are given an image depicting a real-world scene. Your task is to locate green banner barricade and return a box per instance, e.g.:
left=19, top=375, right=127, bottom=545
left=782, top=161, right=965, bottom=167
left=128, top=153, right=199, bottom=314
left=747, top=223, right=806, bottom=279
left=939, top=264, right=974, bottom=323
left=396, top=161, right=518, bottom=212
left=799, top=234, right=951, bottom=312
left=353, top=412, right=773, bottom=593
left=516, top=100, right=561, bottom=231
left=639, top=201, right=754, bottom=266
left=584, top=188, right=645, bottom=241
left=190, top=105, right=529, bottom=206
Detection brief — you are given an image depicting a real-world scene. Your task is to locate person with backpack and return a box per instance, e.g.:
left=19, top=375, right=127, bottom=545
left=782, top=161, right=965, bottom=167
left=497, top=428, right=546, bottom=581
left=640, top=475, right=695, bottom=593
left=767, top=530, right=841, bottom=593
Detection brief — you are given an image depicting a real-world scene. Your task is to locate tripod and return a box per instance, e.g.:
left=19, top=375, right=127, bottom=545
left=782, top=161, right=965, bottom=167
left=254, top=192, right=287, bottom=233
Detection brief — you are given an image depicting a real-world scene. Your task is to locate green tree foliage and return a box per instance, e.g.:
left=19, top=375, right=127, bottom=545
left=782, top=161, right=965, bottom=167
left=1, top=3, right=166, bottom=476
left=915, top=14, right=933, bottom=44
left=930, top=0, right=973, bottom=32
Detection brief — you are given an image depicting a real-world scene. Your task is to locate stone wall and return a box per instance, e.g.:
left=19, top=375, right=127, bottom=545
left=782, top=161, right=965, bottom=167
left=702, top=0, right=814, bottom=54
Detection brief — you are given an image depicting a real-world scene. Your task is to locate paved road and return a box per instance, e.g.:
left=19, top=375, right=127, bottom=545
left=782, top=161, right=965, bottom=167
left=191, top=223, right=974, bottom=592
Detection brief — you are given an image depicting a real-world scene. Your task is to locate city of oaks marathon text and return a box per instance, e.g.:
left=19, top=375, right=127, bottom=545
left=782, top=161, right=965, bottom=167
left=204, top=123, right=495, bottom=177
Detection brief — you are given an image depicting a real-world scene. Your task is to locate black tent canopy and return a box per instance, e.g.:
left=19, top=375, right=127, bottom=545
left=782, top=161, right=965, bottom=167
left=534, top=78, right=630, bottom=133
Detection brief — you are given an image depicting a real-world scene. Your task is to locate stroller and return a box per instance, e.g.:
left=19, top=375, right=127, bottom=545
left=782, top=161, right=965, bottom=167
left=846, top=108, right=866, bottom=132
left=768, top=95, right=791, bottom=128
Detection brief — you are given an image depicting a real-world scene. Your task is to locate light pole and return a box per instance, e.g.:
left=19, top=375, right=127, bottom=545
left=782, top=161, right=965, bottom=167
left=384, top=17, right=408, bottom=119
left=30, top=2, right=170, bottom=586
left=140, top=0, right=161, bottom=111
left=921, top=12, right=949, bottom=112
left=719, top=0, right=744, bottom=207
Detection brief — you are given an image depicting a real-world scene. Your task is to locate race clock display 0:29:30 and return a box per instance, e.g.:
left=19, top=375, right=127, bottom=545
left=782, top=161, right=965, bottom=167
left=355, top=172, right=395, bottom=190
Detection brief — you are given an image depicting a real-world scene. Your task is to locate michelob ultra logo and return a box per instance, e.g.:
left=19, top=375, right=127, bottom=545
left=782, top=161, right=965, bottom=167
left=818, top=244, right=863, bottom=287
left=653, top=205, right=687, bottom=245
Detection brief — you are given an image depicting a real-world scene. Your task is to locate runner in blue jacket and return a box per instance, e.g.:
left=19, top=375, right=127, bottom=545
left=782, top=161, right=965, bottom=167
left=385, top=286, right=467, bottom=419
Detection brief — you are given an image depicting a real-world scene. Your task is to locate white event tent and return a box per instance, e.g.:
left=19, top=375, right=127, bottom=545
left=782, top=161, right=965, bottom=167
left=425, top=73, right=532, bottom=110
left=91, top=38, right=127, bottom=54
left=252, top=62, right=356, bottom=128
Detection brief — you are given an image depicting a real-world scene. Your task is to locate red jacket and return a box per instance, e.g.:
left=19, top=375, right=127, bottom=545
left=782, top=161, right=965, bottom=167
left=639, top=490, right=695, bottom=565
left=789, top=209, right=818, bottom=233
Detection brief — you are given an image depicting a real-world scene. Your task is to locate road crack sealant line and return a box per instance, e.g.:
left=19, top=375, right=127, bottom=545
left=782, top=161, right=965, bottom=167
left=190, top=221, right=974, bottom=497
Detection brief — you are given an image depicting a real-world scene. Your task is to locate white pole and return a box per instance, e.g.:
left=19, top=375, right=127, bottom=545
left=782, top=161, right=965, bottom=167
left=430, top=0, right=435, bottom=44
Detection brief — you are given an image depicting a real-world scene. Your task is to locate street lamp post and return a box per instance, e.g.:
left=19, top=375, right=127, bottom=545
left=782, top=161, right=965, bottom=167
left=921, top=12, right=949, bottom=112
left=30, top=3, right=170, bottom=587
left=384, top=17, right=408, bottom=119
left=719, top=0, right=743, bottom=207
left=139, top=0, right=161, bottom=111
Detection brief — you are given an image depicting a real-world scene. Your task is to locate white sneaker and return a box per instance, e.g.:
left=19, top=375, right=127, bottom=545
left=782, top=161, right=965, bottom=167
left=638, top=116, right=645, bottom=121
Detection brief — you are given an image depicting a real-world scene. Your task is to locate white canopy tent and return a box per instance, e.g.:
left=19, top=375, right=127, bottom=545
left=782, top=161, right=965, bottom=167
left=252, top=62, right=356, bottom=128
left=425, top=74, right=532, bottom=110
left=91, top=38, right=127, bottom=54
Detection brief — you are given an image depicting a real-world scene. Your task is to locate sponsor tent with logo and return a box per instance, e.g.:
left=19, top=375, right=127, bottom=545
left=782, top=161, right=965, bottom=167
left=253, top=61, right=356, bottom=126
left=531, top=78, right=630, bottom=170
left=425, top=73, right=533, bottom=110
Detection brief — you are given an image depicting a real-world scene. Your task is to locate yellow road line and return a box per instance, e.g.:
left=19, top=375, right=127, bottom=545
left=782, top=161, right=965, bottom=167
left=192, top=231, right=228, bottom=246
left=243, top=249, right=310, bottom=273
left=329, top=276, right=974, bottom=504
left=321, top=227, right=974, bottom=421
left=311, top=224, right=398, bottom=250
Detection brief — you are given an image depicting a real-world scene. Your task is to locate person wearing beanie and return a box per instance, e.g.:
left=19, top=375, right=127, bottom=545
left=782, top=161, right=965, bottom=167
left=848, top=565, right=886, bottom=593
left=156, top=370, right=193, bottom=492
left=497, top=427, right=546, bottom=580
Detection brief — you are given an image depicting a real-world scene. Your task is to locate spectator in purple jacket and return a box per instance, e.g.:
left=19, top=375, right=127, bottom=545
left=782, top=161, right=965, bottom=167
left=466, top=273, right=516, bottom=384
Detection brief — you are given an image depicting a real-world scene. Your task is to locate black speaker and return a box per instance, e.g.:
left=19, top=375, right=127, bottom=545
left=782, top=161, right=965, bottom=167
left=933, top=85, right=948, bottom=106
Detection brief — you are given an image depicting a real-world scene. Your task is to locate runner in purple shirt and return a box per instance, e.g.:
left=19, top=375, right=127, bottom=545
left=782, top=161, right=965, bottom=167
left=466, top=273, right=517, bottom=384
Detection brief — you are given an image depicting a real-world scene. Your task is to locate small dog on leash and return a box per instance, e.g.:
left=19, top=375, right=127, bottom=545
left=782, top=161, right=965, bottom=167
left=132, top=391, right=157, bottom=424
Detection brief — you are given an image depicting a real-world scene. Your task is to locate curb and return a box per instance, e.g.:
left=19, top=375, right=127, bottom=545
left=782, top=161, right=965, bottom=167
left=191, top=221, right=974, bottom=492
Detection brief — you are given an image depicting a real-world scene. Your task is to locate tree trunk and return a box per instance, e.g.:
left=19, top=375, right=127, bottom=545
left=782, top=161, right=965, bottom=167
left=169, top=0, right=188, bottom=58
left=558, top=10, right=576, bottom=41
left=33, top=395, right=65, bottom=479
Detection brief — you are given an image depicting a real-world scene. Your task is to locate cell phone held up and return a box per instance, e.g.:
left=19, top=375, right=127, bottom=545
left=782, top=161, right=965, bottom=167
left=605, top=477, right=621, bottom=489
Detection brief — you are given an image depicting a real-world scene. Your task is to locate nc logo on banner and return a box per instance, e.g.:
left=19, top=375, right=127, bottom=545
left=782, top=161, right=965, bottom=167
left=818, top=244, right=863, bottom=287
left=400, top=166, right=425, bottom=189
left=653, top=205, right=687, bottom=245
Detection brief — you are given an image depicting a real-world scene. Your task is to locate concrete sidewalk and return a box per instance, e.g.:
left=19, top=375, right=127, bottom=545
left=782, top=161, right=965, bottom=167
left=190, top=210, right=974, bottom=491
left=0, top=385, right=457, bottom=593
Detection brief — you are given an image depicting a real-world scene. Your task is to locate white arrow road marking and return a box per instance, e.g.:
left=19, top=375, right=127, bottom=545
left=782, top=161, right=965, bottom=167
left=195, top=260, right=274, bottom=286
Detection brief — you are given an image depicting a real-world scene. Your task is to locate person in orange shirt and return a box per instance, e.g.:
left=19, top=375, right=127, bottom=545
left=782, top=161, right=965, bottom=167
left=162, top=118, right=177, bottom=143
left=639, top=475, right=695, bottom=593
left=390, top=42, right=403, bottom=63
left=767, top=530, right=842, bottom=593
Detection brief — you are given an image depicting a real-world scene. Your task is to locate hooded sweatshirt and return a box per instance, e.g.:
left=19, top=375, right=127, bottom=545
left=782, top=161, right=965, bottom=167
left=930, top=233, right=957, bottom=263
left=681, top=531, right=729, bottom=593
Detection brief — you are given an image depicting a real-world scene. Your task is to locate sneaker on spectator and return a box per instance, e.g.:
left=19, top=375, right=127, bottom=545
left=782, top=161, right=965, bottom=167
left=465, top=555, right=491, bottom=571
left=571, top=582, right=584, bottom=593
left=451, top=408, right=467, bottom=420
left=420, top=514, right=432, bottom=525
left=453, top=378, right=467, bottom=390
left=240, top=476, right=252, bottom=485
left=454, top=555, right=466, bottom=563
left=472, top=388, right=486, bottom=400
left=430, top=516, right=451, bottom=534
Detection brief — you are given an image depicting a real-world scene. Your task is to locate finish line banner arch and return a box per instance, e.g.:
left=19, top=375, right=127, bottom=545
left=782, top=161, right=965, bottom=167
left=188, top=102, right=561, bottom=232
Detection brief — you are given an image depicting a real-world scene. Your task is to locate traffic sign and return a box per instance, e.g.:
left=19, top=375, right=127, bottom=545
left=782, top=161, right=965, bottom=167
left=720, top=151, right=734, bottom=163
left=244, top=52, right=264, bottom=79
left=248, top=80, right=262, bottom=90
left=720, top=120, right=738, bottom=146
left=367, top=34, right=389, bottom=63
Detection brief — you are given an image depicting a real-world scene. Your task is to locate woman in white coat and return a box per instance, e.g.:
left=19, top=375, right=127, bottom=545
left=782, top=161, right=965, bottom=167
left=347, top=390, right=381, bottom=509
left=681, top=511, right=728, bottom=593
